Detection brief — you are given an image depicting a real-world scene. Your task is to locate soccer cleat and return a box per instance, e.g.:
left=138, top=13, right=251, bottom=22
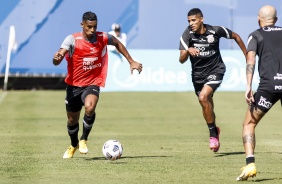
left=236, top=163, right=257, bottom=181
left=79, top=140, right=88, bottom=154
left=63, top=145, right=78, bottom=159
left=209, top=127, right=220, bottom=152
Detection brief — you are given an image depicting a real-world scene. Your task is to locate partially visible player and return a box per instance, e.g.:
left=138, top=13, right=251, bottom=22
left=236, top=5, right=282, bottom=181
left=108, top=23, right=127, bottom=55
left=52, top=11, right=142, bottom=159
left=178, top=8, right=246, bottom=152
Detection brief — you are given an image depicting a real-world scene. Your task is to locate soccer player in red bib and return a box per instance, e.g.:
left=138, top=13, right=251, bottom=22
left=53, top=11, right=142, bottom=158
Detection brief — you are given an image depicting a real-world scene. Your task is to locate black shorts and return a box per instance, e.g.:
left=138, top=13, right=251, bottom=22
left=193, top=74, right=224, bottom=96
left=252, top=91, right=282, bottom=112
left=65, top=85, right=100, bottom=112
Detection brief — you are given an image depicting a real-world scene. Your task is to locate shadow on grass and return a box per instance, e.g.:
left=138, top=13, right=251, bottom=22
left=121, top=155, right=172, bottom=159
left=85, top=155, right=172, bottom=161
left=252, top=178, right=282, bottom=182
left=214, top=151, right=245, bottom=157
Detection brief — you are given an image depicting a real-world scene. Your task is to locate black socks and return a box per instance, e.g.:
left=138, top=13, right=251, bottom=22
left=207, top=122, right=218, bottom=137
left=246, top=156, right=255, bottom=165
left=67, top=123, right=79, bottom=147
left=80, top=113, right=96, bottom=140
left=67, top=113, right=96, bottom=146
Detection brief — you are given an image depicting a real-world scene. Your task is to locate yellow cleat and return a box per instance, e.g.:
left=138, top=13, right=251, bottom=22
left=236, top=163, right=257, bottom=181
left=63, top=145, right=78, bottom=159
left=79, top=140, right=88, bottom=154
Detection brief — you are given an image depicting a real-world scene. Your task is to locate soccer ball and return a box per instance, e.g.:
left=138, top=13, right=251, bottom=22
left=102, top=140, right=123, bottom=160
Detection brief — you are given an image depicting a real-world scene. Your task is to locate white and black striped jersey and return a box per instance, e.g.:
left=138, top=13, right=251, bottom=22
left=179, top=24, right=233, bottom=83
left=247, top=26, right=282, bottom=93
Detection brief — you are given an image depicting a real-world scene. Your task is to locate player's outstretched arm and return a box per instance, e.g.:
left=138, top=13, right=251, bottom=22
left=231, top=32, right=247, bottom=58
left=53, top=48, right=68, bottom=66
left=112, top=36, right=143, bottom=74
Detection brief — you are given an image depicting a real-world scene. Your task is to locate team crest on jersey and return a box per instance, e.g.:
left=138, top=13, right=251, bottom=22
left=207, top=35, right=214, bottom=43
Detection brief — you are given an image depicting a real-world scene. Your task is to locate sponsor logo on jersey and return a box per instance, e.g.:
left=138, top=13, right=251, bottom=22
left=207, top=35, right=214, bottom=43
left=263, top=27, right=282, bottom=32
left=199, top=38, right=206, bottom=42
left=192, top=38, right=206, bottom=42
left=194, top=46, right=206, bottom=51
left=197, top=50, right=216, bottom=57
left=76, top=37, right=83, bottom=40
left=194, top=43, right=215, bottom=57
left=98, top=34, right=103, bottom=36
left=82, top=57, right=101, bottom=71
left=258, top=96, right=272, bottom=109
left=274, top=73, right=282, bottom=80
left=83, top=57, right=98, bottom=62
left=83, top=63, right=101, bottom=71
left=275, top=85, right=282, bottom=90
left=194, top=44, right=209, bottom=47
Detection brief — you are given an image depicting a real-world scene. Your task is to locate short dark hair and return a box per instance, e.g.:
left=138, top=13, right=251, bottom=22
left=187, top=8, right=203, bottom=17
left=82, top=11, right=97, bottom=21
left=112, top=23, right=121, bottom=32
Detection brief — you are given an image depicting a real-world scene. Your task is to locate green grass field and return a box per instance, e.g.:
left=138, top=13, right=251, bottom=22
left=0, top=91, right=282, bottom=184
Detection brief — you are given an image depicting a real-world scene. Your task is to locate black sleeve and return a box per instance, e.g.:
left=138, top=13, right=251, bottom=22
left=179, top=27, right=190, bottom=50
left=107, top=33, right=114, bottom=46
left=246, top=33, right=257, bottom=53
left=214, top=26, right=233, bottom=39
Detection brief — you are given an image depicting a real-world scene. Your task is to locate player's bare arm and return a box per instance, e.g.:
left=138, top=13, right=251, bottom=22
left=245, top=51, right=256, bottom=104
left=112, top=36, right=143, bottom=74
left=53, top=48, right=68, bottom=66
left=231, top=32, right=247, bottom=58
left=179, top=50, right=189, bottom=63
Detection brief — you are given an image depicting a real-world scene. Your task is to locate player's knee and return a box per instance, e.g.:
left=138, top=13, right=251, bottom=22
left=198, top=94, right=208, bottom=104
left=243, top=106, right=265, bottom=127
left=84, top=97, right=98, bottom=113
left=84, top=103, right=96, bottom=115
left=67, top=112, right=80, bottom=125
left=67, top=118, right=79, bottom=126
left=243, top=117, right=258, bottom=128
